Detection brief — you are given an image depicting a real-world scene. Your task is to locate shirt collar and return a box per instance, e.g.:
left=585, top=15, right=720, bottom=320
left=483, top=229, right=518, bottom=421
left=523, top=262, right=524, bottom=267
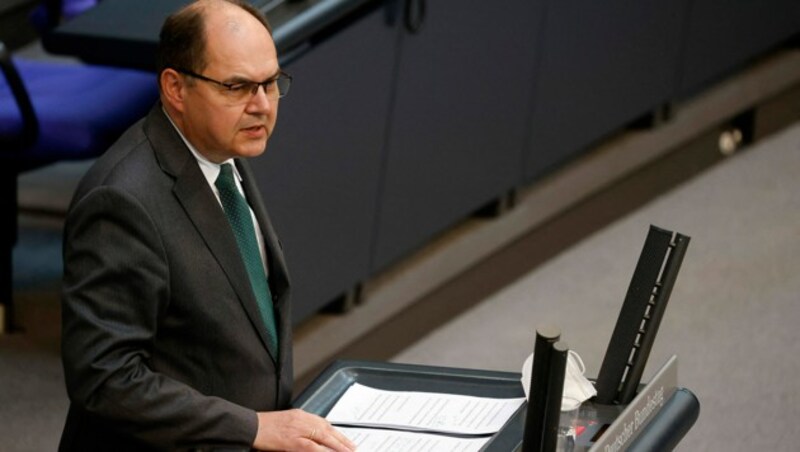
left=162, top=106, right=241, bottom=186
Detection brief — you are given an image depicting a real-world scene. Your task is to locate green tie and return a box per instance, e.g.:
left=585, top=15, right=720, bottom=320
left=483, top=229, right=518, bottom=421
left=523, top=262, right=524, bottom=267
left=215, top=163, right=278, bottom=357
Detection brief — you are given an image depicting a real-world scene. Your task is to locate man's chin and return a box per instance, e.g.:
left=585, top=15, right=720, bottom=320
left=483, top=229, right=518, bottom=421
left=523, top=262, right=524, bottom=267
left=237, top=140, right=269, bottom=158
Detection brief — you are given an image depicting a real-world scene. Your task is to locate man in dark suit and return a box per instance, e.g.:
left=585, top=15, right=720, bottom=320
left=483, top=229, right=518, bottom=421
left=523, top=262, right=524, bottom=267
left=59, top=1, right=355, bottom=450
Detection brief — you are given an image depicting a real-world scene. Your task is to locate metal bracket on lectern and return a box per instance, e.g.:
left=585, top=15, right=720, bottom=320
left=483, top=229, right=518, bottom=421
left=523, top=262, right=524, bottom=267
left=594, top=225, right=690, bottom=405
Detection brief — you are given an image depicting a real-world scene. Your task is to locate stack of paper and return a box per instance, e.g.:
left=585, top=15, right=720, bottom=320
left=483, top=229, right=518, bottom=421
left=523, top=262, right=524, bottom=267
left=326, top=383, right=525, bottom=451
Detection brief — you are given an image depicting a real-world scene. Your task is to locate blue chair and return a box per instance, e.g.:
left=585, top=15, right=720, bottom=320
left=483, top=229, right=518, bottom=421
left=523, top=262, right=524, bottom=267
left=0, top=39, right=158, bottom=332
left=29, top=0, right=99, bottom=32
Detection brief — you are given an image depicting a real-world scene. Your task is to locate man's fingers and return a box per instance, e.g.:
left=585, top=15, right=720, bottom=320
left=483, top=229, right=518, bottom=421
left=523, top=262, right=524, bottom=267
left=312, top=423, right=356, bottom=451
left=254, top=409, right=357, bottom=451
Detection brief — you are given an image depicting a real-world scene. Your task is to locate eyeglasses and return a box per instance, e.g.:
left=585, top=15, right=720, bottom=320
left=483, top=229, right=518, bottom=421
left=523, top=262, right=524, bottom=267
left=175, top=67, right=292, bottom=103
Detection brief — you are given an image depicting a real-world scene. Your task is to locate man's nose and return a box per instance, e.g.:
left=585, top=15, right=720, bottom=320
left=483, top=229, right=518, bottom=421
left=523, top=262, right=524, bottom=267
left=246, top=85, right=274, bottom=112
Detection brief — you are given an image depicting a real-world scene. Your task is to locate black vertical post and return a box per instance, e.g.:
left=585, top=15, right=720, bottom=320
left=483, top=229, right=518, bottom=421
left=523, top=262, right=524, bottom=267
left=595, top=226, right=690, bottom=405
left=617, top=233, right=690, bottom=404
left=522, top=325, right=560, bottom=452
left=594, top=226, right=672, bottom=404
left=0, top=168, right=18, bottom=333
left=541, top=341, right=569, bottom=452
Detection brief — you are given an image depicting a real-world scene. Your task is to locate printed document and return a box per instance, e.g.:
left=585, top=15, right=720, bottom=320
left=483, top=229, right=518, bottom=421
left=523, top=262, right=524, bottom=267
left=325, top=383, right=525, bottom=436
left=336, top=426, right=491, bottom=452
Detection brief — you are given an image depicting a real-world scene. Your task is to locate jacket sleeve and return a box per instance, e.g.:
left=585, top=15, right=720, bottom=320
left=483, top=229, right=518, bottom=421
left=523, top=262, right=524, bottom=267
left=61, top=186, right=257, bottom=450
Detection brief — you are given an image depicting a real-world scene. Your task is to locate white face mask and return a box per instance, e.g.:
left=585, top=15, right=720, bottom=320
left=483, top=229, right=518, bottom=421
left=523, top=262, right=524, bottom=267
left=520, top=350, right=597, bottom=404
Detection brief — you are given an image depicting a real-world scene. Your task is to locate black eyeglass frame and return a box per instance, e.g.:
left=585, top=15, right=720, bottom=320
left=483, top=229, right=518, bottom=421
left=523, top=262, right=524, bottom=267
left=174, top=67, right=292, bottom=99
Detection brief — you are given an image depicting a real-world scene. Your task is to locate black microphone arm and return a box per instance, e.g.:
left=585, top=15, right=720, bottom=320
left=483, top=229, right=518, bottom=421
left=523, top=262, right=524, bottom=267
left=594, top=225, right=691, bottom=405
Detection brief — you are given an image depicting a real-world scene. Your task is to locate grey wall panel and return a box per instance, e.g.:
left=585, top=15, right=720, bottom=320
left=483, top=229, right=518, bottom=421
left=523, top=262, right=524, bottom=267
left=371, top=0, right=538, bottom=272
left=677, top=0, right=800, bottom=96
left=524, top=0, right=687, bottom=182
left=249, top=8, right=398, bottom=323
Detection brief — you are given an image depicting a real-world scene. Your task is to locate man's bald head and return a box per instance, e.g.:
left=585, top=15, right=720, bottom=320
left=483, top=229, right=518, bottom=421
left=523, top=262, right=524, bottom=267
left=156, top=0, right=272, bottom=77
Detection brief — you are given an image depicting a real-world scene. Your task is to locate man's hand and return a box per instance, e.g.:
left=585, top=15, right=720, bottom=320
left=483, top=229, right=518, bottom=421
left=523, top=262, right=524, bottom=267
left=253, top=409, right=356, bottom=451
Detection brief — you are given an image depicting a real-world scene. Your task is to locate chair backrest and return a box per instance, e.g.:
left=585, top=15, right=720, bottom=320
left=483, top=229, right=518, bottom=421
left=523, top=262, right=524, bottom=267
left=0, top=39, right=158, bottom=168
left=62, top=0, right=99, bottom=19
left=30, top=0, right=100, bottom=32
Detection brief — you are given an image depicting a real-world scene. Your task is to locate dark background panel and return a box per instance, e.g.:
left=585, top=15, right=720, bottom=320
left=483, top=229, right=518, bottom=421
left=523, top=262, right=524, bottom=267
left=677, top=0, right=800, bottom=96
left=371, top=0, right=539, bottom=272
left=524, top=0, right=688, bottom=182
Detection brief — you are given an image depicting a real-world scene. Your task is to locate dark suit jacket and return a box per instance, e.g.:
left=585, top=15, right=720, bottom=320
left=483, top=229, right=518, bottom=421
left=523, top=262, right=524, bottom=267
left=59, top=105, right=293, bottom=451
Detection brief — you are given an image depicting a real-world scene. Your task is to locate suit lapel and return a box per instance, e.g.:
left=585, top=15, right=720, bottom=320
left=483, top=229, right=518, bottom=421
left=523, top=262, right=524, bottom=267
left=143, top=106, right=278, bottom=363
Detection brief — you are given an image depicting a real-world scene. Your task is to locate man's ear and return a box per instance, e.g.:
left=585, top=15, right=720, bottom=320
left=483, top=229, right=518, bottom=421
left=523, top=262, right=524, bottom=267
left=160, top=68, right=186, bottom=113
